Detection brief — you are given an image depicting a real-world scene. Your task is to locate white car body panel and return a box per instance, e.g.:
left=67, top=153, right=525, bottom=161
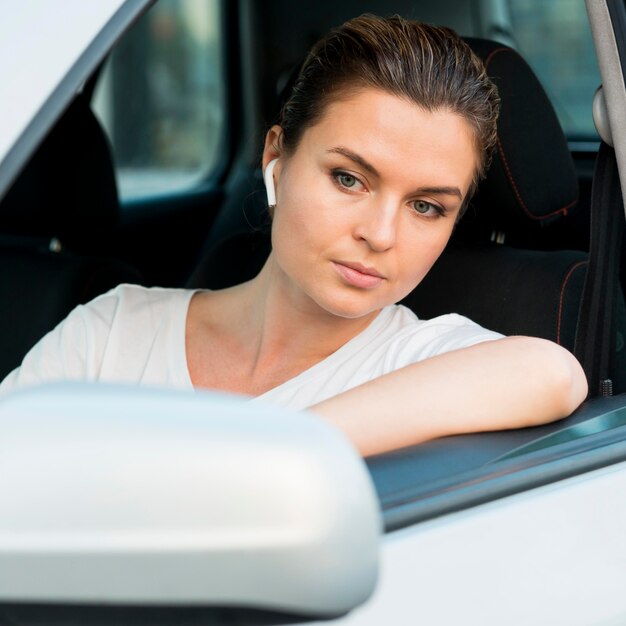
left=0, top=1, right=127, bottom=165
left=302, top=460, right=626, bottom=626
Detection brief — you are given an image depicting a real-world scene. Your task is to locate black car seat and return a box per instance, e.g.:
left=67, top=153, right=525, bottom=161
left=187, top=38, right=626, bottom=394
left=406, top=38, right=626, bottom=394
left=0, top=93, right=143, bottom=380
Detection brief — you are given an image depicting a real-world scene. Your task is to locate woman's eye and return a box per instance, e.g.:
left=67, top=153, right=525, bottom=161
left=334, top=172, right=362, bottom=190
left=412, top=200, right=443, bottom=217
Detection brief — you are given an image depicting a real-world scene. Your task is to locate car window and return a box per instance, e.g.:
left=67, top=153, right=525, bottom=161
left=92, top=0, right=225, bottom=200
left=506, top=0, right=600, bottom=149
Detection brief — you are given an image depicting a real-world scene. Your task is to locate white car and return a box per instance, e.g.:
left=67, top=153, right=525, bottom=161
left=1, top=1, right=626, bottom=624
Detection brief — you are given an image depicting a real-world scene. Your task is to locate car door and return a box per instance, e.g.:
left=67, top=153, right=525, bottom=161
left=2, top=1, right=626, bottom=625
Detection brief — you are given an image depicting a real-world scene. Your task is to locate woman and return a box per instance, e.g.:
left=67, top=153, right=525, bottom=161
left=0, top=15, right=588, bottom=456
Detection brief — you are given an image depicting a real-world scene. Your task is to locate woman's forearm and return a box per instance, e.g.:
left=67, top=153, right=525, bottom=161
left=308, top=336, right=588, bottom=457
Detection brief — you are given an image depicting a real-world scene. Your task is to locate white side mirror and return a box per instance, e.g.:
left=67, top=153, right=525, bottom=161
left=0, top=384, right=381, bottom=618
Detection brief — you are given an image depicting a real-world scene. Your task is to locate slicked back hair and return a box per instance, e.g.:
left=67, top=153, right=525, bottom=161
left=278, top=14, right=500, bottom=202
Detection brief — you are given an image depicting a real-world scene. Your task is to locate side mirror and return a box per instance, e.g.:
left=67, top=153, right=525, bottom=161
left=0, top=384, right=381, bottom=617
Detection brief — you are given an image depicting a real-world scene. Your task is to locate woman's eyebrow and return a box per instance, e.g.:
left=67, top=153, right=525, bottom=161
left=414, top=186, right=463, bottom=200
left=328, top=147, right=464, bottom=200
left=327, top=147, right=379, bottom=176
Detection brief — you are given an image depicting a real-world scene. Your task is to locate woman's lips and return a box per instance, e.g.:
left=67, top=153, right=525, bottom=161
left=333, top=261, right=385, bottom=289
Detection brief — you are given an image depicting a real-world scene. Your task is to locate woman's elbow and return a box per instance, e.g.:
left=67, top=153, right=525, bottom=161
left=550, top=343, right=587, bottom=416
left=512, top=336, right=588, bottom=421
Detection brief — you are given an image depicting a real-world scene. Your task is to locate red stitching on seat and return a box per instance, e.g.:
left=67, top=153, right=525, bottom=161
left=483, top=47, right=511, bottom=70
left=557, top=260, right=587, bottom=345
left=483, top=47, right=579, bottom=221
left=496, top=137, right=577, bottom=220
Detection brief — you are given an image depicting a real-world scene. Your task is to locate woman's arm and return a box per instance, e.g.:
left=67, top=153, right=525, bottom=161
left=308, top=336, right=588, bottom=457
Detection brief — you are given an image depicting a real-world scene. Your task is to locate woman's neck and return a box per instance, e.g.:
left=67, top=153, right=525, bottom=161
left=238, top=255, right=380, bottom=372
left=187, top=253, right=381, bottom=394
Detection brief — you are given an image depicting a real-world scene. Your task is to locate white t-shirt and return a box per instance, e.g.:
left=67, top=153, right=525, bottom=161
left=0, top=284, right=503, bottom=409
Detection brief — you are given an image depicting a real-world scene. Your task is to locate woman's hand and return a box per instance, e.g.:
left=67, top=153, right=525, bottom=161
left=308, top=336, right=588, bottom=457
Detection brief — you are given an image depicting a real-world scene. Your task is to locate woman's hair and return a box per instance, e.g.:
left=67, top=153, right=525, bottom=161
left=277, top=14, right=500, bottom=200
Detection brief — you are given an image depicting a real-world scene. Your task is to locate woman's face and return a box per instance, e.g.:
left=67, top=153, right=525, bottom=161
left=263, top=88, right=477, bottom=319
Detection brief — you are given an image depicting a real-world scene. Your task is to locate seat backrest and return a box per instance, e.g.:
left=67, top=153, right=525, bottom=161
left=459, top=38, right=580, bottom=243
left=0, top=94, right=142, bottom=380
left=1, top=94, right=121, bottom=252
left=186, top=164, right=270, bottom=288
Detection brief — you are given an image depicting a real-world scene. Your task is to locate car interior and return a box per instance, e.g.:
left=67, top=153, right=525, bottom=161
left=2, top=0, right=626, bottom=530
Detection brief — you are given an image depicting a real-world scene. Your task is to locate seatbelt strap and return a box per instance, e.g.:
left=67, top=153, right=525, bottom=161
left=574, top=141, right=624, bottom=396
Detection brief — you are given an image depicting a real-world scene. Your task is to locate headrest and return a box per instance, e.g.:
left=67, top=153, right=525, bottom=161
left=463, top=38, right=579, bottom=235
left=0, top=94, right=119, bottom=250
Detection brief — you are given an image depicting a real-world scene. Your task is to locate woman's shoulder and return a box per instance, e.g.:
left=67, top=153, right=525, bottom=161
left=0, top=284, right=199, bottom=394
left=78, top=283, right=197, bottom=329
left=383, top=303, right=492, bottom=331
left=87, top=283, right=197, bottom=311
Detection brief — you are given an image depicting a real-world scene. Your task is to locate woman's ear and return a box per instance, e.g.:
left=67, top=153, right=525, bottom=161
left=262, top=125, right=284, bottom=170
left=262, top=126, right=284, bottom=211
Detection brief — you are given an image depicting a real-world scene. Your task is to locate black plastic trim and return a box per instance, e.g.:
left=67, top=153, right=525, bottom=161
left=383, top=433, right=626, bottom=532
left=0, top=603, right=328, bottom=626
left=0, top=0, right=155, bottom=201
left=377, top=396, right=626, bottom=532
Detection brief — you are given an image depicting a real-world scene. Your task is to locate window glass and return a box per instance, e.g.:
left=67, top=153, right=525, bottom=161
left=92, top=0, right=224, bottom=200
left=507, top=0, right=600, bottom=145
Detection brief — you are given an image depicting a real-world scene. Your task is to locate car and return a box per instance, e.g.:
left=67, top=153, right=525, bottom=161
left=0, top=0, right=625, bottom=624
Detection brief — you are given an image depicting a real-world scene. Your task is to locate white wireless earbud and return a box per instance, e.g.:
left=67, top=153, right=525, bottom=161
left=264, top=158, right=279, bottom=208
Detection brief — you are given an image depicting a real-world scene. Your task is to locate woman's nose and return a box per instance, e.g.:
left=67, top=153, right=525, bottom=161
left=353, top=202, right=398, bottom=252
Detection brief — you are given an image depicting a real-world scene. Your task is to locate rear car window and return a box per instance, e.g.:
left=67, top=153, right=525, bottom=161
left=92, top=0, right=225, bottom=200
left=507, top=0, right=600, bottom=148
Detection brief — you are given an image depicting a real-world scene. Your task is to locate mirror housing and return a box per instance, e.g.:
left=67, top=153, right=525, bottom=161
left=0, top=383, right=381, bottom=617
